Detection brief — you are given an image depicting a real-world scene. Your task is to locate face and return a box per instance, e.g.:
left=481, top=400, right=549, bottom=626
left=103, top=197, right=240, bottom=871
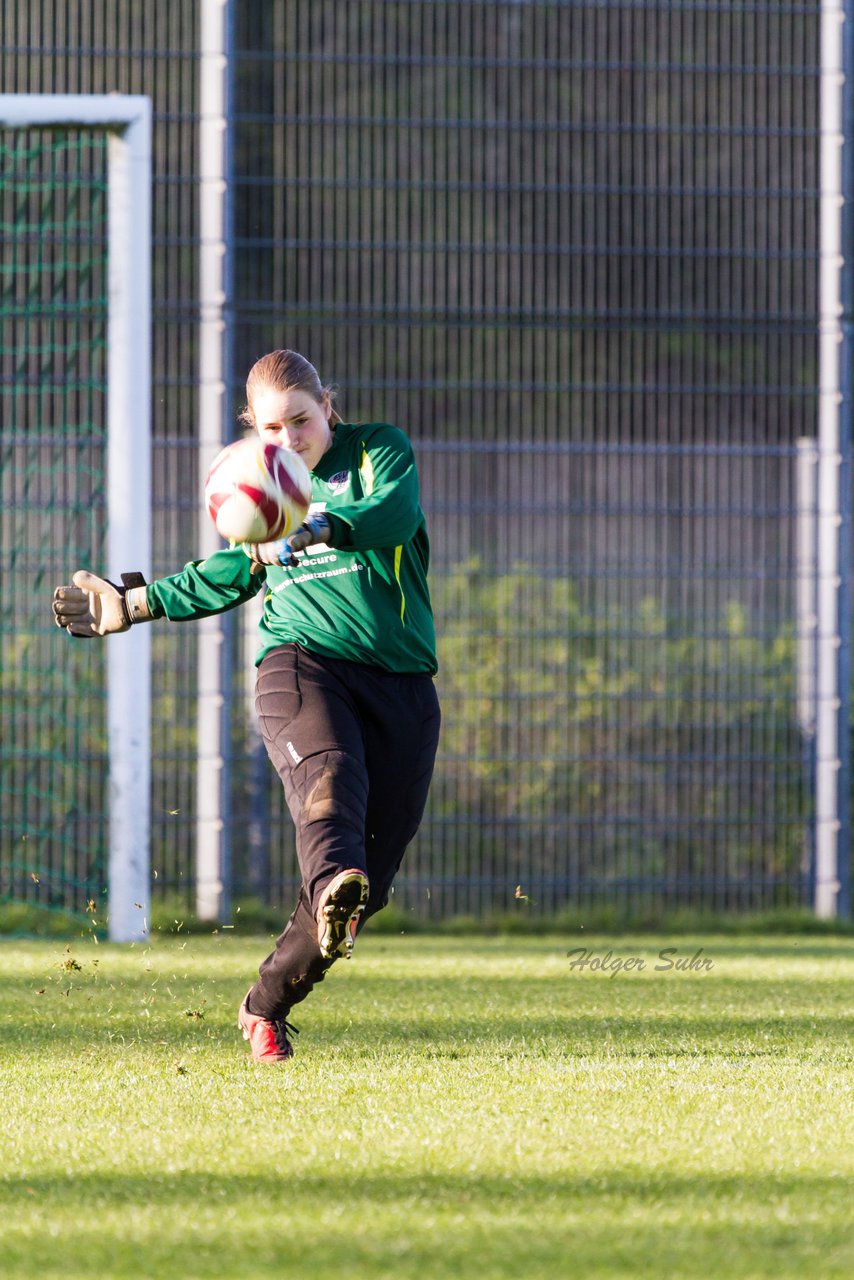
left=251, top=386, right=334, bottom=471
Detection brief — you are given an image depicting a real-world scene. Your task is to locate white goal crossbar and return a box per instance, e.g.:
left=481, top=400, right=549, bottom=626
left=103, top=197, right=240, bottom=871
left=0, top=94, right=152, bottom=942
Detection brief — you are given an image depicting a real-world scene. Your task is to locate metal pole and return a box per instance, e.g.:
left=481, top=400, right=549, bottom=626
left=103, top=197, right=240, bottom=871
left=796, top=439, right=818, bottom=898
left=796, top=440, right=819, bottom=739
left=838, top=0, right=854, bottom=919
left=106, top=102, right=153, bottom=942
left=196, top=0, right=232, bottom=920
left=816, top=0, right=852, bottom=919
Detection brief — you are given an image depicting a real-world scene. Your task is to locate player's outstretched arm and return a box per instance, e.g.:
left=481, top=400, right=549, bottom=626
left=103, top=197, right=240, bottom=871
left=52, top=570, right=151, bottom=638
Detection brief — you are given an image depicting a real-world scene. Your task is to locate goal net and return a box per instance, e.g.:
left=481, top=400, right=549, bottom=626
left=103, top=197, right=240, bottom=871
left=0, top=95, right=151, bottom=941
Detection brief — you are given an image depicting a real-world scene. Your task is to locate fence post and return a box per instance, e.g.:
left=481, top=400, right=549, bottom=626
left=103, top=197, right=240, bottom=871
left=816, top=0, right=852, bottom=919
left=196, top=0, right=233, bottom=921
left=796, top=439, right=818, bottom=900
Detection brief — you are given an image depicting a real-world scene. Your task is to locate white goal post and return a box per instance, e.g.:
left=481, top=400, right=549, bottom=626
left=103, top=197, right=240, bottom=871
left=0, top=94, right=152, bottom=942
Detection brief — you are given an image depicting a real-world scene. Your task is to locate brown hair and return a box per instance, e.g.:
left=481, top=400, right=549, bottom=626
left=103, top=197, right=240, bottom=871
left=239, top=349, right=342, bottom=428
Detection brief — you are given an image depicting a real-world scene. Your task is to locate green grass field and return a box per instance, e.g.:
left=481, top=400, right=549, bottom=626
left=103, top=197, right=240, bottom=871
left=1, top=931, right=853, bottom=1279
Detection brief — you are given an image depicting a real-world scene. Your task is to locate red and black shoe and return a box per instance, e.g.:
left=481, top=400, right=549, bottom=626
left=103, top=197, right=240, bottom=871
left=316, top=869, right=370, bottom=960
left=238, top=993, right=299, bottom=1064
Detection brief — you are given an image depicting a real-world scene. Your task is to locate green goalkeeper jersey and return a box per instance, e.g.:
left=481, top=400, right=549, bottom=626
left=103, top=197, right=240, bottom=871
left=145, top=422, right=438, bottom=675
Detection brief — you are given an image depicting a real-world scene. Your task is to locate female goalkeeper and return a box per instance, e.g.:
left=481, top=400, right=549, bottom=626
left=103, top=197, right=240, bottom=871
left=53, top=349, right=441, bottom=1064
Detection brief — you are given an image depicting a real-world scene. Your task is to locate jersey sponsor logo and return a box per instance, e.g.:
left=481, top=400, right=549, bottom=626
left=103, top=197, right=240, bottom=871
left=327, top=470, right=350, bottom=494
left=272, top=562, right=365, bottom=593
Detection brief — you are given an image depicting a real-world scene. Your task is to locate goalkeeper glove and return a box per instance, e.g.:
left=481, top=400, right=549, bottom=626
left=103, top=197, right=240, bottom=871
left=52, top=571, right=151, bottom=638
left=244, top=513, right=332, bottom=569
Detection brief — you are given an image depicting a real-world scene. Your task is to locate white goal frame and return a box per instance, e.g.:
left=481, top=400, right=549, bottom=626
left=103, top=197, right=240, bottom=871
left=0, top=94, right=152, bottom=942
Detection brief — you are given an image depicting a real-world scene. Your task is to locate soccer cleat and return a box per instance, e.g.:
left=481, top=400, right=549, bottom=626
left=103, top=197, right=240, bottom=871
left=238, top=993, right=299, bottom=1064
left=316, top=868, right=370, bottom=960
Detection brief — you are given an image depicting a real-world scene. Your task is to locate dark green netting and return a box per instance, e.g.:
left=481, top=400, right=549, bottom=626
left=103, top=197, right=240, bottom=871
left=0, top=131, right=109, bottom=916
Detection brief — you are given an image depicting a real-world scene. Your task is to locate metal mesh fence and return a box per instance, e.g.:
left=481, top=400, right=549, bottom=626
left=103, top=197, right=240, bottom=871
left=0, top=1, right=832, bottom=923
left=231, top=0, right=820, bottom=917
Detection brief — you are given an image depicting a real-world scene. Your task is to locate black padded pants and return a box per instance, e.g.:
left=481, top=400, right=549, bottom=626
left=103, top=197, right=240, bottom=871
left=246, top=643, right=441, bottom=1020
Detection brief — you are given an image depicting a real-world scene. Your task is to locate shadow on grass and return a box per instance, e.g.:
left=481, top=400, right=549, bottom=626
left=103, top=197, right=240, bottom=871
left=2, top=1004, right=853, bottom=1059
left=5, top=1164, right=854, bottom=1201
left=2, top=1168, right=853, bottom=1279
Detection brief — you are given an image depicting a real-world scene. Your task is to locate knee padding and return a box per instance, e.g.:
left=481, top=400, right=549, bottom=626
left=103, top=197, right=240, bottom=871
left=302, top=750, right=368, bottom=829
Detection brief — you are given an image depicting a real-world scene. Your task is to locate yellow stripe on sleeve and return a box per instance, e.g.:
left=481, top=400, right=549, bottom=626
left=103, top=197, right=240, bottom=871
left=394, top=545, right=405, bottom=621
left=360, top=445, right=375, bottom=495
left=360, top=443, right=403, bottom=620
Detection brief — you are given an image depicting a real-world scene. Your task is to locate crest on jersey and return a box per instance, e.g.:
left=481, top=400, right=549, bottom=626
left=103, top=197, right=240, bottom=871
left=327, top=470, right=350, bottom=494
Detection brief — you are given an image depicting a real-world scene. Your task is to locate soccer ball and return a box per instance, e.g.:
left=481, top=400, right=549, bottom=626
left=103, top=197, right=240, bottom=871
left=204, top=437, right=312, bottom=543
